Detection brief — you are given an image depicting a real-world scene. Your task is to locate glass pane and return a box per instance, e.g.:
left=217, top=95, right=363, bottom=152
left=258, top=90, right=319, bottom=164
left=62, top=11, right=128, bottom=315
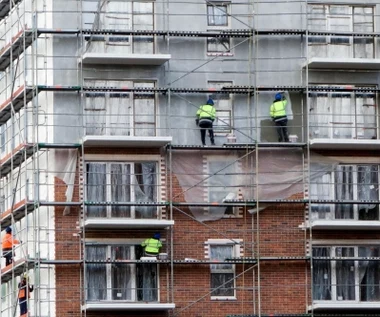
left=136, top=245, right=157, bottom=302
left=86, top=246, right=107, bottom=300
left=309, top=93, right=330, bottom=138
left=134, top=162, right=157, bottom=219
left=111, top=246, right=133, bottom=300
left=86, top=163, right=107, bottom=217
left=355, top=94, right=376, bottom=139
left=359, top=246, right=380, bottom=301
left=336, top=247, right=355, bottom=300
left=211, top=273, right=234, bottom=296
left=358, top=165, right=379, bottom=220
left=109, top=93, right=131, bottom=136
left=312, top=247, right=331, bottom=300
left=310, top=173, right=332, bottom=220
left=111, top=164, right=131, bottom=217
left=208, top=5, right=228, bottom=26
left=335, top=165, right=354, bottom=219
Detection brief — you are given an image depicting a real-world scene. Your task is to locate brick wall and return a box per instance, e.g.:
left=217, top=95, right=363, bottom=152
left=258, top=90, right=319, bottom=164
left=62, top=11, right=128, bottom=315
left=53, top=147, right=311, bottom=317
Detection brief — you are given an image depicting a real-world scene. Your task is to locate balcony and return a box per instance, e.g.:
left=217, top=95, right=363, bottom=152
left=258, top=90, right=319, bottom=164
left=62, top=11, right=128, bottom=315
left=83, top=302, right=175, bottom=311
left=82, top=135, right=172, bottom=148
left=83, top=202, right=174, bottom=229
left=81, top=52, right=171, bottom=66
left=306, top=57, right=380, bottom=70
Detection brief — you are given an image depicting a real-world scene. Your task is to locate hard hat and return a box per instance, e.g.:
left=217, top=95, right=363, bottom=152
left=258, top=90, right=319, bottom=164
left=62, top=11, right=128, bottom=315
left=23, top=273, right=28, bottom=279
left=275, top=93, right=283, bottom=101
left=206, top=98, right=214, bottom=105
left=5, top=227, right=12, bottom=233
left=153, top=232, right=161, bottom=239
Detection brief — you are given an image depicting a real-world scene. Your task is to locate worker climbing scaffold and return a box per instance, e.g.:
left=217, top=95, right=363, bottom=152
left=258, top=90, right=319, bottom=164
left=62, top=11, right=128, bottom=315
left=2, top=227, right=20, bottom=267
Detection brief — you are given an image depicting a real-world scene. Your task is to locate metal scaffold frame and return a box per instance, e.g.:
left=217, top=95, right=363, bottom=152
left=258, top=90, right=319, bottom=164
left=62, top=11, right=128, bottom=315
left=0, top=0, right=380, bottom=316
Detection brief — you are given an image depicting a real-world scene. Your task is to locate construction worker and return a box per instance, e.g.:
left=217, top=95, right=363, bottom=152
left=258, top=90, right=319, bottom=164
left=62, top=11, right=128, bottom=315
left=141, top=233, right=162, bottom=257
left=18, top=273, right=33, bottom=316
left=270, top=92, right=289, bottom=142
left=2, top=227, right=20, bottom=266
left=196, top=98, right=216, bottom=146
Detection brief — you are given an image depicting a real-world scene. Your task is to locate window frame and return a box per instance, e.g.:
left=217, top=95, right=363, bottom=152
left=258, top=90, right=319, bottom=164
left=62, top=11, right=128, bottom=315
left=85, top=241, right=160, bottom=302
left=308, top=86, right=377, bottom=140
left=206, top=239, right=241, bottom=300
left=83, top=79, right=157, bottom=137
left=206, top=2, right=232, bottom=56
left=85, top=160, right=159, bottom=219
left=310, top=164, right=380, bottom=221
left=312, top=244, right=380, bottom=303
left=307, top=4, right=375, bottom=58
left=207, top=81, right=233, bottom=135
left=205, top=154, right=242, bottom=218
left=207, top=3, right=230, bottom=27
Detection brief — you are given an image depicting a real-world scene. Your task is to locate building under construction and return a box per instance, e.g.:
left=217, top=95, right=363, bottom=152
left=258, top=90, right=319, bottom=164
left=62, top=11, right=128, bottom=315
left=1, top=0, right=380, bottom=316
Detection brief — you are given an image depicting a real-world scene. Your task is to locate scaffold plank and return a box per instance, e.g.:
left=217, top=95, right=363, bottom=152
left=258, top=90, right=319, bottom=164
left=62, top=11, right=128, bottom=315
left=0, top=0, right=22, bottom=20
left=1, top=258, right=34, bottom=283
left=0, top=86, right=35, bottom=125
left=0, top=143, right=35, bottom=177
left=0, top=200, right=36, bottom=230
left=0, top=29, right=40, bottom=71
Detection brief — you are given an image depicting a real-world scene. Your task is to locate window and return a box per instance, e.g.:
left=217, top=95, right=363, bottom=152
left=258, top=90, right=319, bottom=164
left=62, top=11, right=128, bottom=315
left=86, top=244, right=158, bottom=302
left=83, top=1, right=154, bottom=54
left=207, top=37, right=231, bottom=54
left=86, top=161, right=158, bottom=219
left=84, top=80, right=156, bottom=137
left=207, top=3, right=228, bottom=27
left=207, top=239, right=241, bottom=299
left=206, top=155, right=241, bottom=216
left=309, top=88, right=377, bottom=140
left=207, top=3, right=232, bottom=55
left=313, top=246, right=380, bottom=302
left=208, top=81, right=233, bottom=134
left=307, top=5, right=374, bottom=59
left=310, top=164, right=379, bottom=221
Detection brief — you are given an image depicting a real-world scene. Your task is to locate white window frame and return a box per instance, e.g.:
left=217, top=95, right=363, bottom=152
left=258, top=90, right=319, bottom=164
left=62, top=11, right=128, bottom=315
left=206, top=239, right=242, bottom=300
left=85, top=242, right=160, bottom=302
left=308, top=87, right=377, bottom=140
left=312, top=244, right=380, bottom=303
left=207, top=2, right=230, bottom=28
left=307, top=4, right=375, bottom=58
left=84, top=80, right=156, bottom=137
left=207, top=81, right=233, bottom=135
left=206, top=2, right=232, bottom=56
left=310, top=164, right=380, bottom=221
left=205, top=155, right=242, bottom=218
left=85, top=160, right=159, bottom=219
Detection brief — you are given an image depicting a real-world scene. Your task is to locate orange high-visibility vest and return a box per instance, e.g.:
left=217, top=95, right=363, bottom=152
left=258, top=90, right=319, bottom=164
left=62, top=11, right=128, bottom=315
left=2, top=233, right=20, bottom=249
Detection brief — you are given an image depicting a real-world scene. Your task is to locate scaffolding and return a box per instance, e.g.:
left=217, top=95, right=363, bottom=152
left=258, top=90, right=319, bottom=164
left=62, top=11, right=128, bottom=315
left=1, top=0, right=380, bottom=316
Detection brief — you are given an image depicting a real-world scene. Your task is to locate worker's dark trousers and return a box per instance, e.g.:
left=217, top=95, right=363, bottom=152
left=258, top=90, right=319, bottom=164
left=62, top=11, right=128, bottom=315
left=199, top=121, right=215, bottom=145
left=3, top=249, right=13, bottom=266
left=19, top=298, right=27, bottom=315
left=275, top=118, right=289, bottom=142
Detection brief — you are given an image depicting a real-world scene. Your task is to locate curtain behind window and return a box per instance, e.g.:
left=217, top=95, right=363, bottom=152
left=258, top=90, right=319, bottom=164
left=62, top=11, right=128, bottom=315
left=336, top=247, right=355, bottom=300
left=111, top=246, right=133, bottom=300
left=210, top=245, right=234, bottom=296
left=313, top=247, right=332, bottom=300
left=335, top=165, right=354, bottom=219
left=111, top=164, right=131, bottom=217
left=359, top=246, right=380, bottom=301
left=87, top=163, right=107, bottom=217
left=86, top=246, right=107, bottom=300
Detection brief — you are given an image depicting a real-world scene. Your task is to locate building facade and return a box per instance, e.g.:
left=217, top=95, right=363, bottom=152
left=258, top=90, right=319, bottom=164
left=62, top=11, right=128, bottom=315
left=1, top=0, right=380, bottom=316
